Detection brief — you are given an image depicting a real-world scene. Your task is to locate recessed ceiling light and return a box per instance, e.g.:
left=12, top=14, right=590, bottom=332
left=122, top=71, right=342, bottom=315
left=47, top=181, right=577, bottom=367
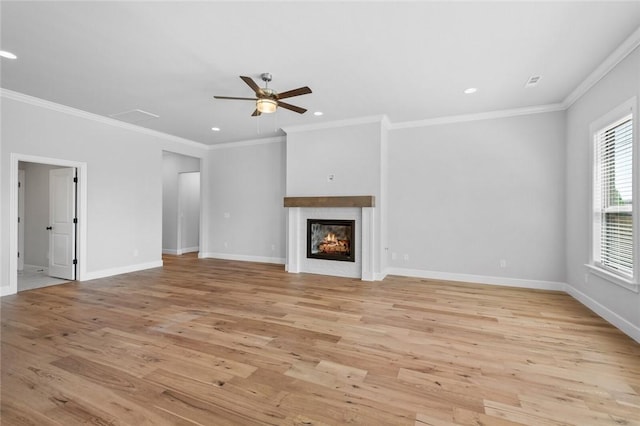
left=0, top=50, right=17, bottom=59
left=211, top=127, right=221, bottom=132
left=464, top=88, right=477, bottom=94
left=314, top=111, right=323, bottom=116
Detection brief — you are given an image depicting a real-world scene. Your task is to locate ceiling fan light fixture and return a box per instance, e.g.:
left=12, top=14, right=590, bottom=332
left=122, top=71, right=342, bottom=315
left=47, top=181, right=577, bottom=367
left=256, top=98, right=277, bottom=114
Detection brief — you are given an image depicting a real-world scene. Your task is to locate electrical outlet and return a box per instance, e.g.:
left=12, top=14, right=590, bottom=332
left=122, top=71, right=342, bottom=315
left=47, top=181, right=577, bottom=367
left=391, top=252, right=397, bottom=260
left=224, top=212, right=230, bottom=219
left=500, top=259, right=507, bottom=268
left=327, top=174, right=335, bottom=182
left=403, top=254, right=409, bottom=262
left=133, top=249, right=139, bottom=257
left=271, top=244, right=276, bottom=251
left=224, top=242, right=228, bottom=248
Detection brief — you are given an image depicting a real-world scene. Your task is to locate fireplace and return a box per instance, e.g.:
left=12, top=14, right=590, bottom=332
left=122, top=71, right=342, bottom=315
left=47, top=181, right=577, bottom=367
left=307, top=219, right=355, bottom=262
left=285, top=196, right=375, bottom=280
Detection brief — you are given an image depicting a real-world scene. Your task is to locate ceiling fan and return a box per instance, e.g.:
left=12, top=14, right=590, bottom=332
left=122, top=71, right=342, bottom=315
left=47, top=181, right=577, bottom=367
left=214, top=73, right=312, bottom=116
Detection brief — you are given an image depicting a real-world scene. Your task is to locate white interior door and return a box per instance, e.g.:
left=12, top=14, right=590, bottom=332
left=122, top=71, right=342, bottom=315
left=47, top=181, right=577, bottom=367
left=48, top=167, right=76, bottom=280
left=18, top=169, right=25, bottom=271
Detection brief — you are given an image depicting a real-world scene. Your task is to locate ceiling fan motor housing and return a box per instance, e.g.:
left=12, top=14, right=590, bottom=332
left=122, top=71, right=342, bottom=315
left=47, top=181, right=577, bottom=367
left=261, top=87, right=277, bottom=98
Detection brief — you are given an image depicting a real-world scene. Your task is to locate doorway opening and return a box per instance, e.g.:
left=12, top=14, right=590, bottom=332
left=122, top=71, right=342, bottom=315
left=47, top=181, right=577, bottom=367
left=17, top=162, right=77, bottom=291
left=7, top=154, right=87, bottom=296
left=162, top=152, right=201, bottom=257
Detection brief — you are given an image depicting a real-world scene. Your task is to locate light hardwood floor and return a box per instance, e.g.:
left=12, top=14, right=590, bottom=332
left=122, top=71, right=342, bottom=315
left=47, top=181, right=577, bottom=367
left=2, top=254, right=639, bottom=425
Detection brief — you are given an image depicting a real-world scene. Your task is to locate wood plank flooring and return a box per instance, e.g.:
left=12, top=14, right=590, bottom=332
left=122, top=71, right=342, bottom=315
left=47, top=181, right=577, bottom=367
left=2, top=254, right=639, bottom=425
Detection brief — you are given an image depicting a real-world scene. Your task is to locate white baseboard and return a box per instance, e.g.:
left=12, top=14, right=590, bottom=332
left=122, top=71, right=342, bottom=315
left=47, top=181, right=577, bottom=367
left=199, top=252, right=285, bottom=265
left=81, top=260, right=163, bottom=281
left=565, top=284, right=640, bottom=344
left=23, top=264, right=47, bottom=272
left=1, top=286, right=15, bottom=297
left=385, top=267, right=566, bottom=291
left=179, top=246, right=199, bottom=254
left=373, top=271, right=388, bottom=281
left=162, top=247, right=199, bottom=255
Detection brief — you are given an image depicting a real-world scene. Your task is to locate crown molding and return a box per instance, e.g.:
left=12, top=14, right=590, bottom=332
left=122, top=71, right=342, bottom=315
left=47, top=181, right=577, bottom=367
left=0, top=88, right=208, bottom=150
left=380, top=114, right=391, bottom=130
left=4, top=25, right=637, bottom=147
left=208, top=135, right=285, bottom=150
left=563, top=26, right=640, bottom=109
left=282, top=114, right=388, bottom=135
left=389, top=103, right=565, bottom=130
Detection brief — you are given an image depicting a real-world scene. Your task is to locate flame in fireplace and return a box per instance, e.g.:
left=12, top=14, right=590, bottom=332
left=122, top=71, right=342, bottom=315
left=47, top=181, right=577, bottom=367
left=318, top=231, right=350, bottom=255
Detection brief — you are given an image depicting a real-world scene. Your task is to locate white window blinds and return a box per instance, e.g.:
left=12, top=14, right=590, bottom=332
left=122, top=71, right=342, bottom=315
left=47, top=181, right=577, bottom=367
left=594, top=114, right=634, bottom=278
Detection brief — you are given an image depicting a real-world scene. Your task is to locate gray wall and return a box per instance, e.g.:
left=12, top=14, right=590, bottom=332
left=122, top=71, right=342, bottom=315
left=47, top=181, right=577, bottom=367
left=388, top=112, right=567, bottom=284
left=204, top=140, right=286, bottom=262
left=565, top=46, right=640, bottom=337
left=286, top=122, right=383, bottom=197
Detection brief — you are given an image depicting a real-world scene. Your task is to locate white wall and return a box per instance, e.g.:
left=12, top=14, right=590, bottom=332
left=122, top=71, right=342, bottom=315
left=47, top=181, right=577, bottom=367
left=179, top=171, right=200, bottom=252
left=565, top=46, right=640, bottom=340
left=162, top=151, right=200, bottom=253
left=1, top=91, right=207, bottom=293
left=388, top=111, right=566, bottom=287
left=19, top=162, right=64, bottom=267
left=203, top=139, right=286, bottom=263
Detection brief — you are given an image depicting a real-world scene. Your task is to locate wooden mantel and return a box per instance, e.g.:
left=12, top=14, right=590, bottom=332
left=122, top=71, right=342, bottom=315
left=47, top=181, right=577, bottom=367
left=284, top=195, right=375, bottom=208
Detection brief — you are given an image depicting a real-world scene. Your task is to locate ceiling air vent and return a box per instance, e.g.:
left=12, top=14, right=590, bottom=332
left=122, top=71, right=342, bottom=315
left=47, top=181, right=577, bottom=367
left=109, top=109, right=159, bottom=123
left=525, top=75, right=542, bottom=88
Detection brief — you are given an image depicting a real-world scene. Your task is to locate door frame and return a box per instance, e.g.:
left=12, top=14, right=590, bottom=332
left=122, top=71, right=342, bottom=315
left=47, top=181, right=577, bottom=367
left=18, top=169, right=25, bottom=271
left=5, top=153, right=87, bottom=296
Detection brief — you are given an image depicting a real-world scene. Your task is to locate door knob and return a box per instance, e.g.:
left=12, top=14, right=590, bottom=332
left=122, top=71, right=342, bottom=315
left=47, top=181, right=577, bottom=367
left=46, top=226, right=52, bottom=230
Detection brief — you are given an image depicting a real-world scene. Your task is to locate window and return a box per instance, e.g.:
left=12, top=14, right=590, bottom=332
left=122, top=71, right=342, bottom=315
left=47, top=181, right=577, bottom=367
left=592, top=101, right=636, bottom=286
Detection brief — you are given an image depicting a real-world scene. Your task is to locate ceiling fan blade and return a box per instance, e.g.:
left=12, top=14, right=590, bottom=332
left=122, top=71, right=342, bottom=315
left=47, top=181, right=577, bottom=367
left=240, top=76, right=262, bottom=95
left=251, top=109, right=262, bottom=117
left=213, top=96, right=257, bottom=101
left=277, top=86, right=312, bottom=100
left=277, top=101, right=307, bottom=114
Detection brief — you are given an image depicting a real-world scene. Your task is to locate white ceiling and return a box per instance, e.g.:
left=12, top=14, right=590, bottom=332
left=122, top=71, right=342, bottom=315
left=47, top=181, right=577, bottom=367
left=2, top=1, right=640, bottom=145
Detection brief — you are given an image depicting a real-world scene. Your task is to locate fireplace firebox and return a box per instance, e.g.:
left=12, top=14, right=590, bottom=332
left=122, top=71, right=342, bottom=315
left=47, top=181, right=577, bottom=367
left=307, top=219, right=355, bottom=262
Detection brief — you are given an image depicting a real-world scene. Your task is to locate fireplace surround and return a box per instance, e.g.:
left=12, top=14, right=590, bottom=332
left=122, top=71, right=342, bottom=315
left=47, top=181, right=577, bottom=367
left=284, top=195, right=377, bottom=280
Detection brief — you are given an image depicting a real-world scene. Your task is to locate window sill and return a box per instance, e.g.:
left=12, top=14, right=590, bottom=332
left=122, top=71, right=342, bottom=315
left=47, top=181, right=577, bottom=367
left=585, top=264, right=638, bottom=293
